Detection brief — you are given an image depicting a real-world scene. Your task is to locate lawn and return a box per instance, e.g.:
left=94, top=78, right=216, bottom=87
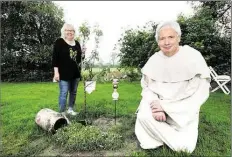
left=0, top=82, right=230, bottom=156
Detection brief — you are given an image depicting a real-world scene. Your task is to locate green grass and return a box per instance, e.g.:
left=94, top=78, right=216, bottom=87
left=0, top=82, right=230, bottom=156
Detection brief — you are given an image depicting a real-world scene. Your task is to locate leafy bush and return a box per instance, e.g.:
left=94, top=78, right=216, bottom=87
left=124, top=67, right=141, bottom=82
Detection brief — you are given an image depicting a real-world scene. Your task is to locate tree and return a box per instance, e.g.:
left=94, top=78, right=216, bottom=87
left=83, top=24, right=103, bottom=80
left=78, top=21, right=91, bottom=48
left=1, top=1, right=64, bottom=81
left=197, top=1, right=231, bottom=36
left=117, top=2, right=230, bottom=75
left=118, top=22, right=158, bottom=69
left=77, top=21, right=91, bottom=81
left=110, top=44, right=118, bottom=66
left=178, top=1, right=231, bottom=75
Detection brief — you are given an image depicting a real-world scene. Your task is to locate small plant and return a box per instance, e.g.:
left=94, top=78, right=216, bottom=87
left=52, top=122, right=124, bottom=152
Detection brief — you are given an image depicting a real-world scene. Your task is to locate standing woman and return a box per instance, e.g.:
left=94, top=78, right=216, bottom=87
left=52, top=23, right=85, bottom=116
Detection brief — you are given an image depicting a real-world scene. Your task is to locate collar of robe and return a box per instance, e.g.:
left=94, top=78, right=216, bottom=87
left=141, top=45, right=211, bottom=83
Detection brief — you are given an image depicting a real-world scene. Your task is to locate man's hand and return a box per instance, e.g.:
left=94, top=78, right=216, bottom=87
left=150, top=100, right=166, bottom=122
left=150, top=100, right=164, bottom=113
left=152, top=112, right=166, bottom=122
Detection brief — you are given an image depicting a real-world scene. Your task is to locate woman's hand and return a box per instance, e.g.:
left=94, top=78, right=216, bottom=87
left=53, top=72, right=60, bottom=82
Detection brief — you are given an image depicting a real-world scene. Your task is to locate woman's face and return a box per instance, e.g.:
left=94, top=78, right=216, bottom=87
left=64, top=25, right=75, bottom=41
left=158, top=26, right=180, bottom=56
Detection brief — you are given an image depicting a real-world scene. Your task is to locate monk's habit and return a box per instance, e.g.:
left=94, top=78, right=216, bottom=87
left=135, top=45, right=211, bottom=153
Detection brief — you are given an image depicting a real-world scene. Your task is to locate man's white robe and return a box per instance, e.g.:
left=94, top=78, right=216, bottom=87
left=135, top=45, right=211, bottom=153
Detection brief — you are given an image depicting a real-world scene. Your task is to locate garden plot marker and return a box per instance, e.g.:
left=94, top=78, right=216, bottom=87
left=79, top=45, right=96, bottom=125
left=112, top=79, right=119, bottom=125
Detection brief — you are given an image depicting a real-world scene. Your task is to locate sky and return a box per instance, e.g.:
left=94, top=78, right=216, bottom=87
left=54, top=1, right=194, bottom=64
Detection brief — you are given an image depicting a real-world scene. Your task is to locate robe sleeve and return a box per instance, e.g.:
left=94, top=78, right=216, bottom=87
left=141, top=75, right=159, bottom=105
left=136, top=75, right=159, bottom=114
left=160, top=76, right=210, bottom=128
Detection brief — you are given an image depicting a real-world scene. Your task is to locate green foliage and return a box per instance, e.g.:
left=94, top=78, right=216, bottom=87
left=52, top=122, right=123, bottom=151
left=123, top=67, right=141, bottom=82
left=84, top=24, right=103, bottom=81
left=200, top=1, right=231, bottom=36
left=1, top=1, right=64, bottom=82
left=118, top=23, right=158, bottom=68
left=78, top=21, right=91, bottom=47
left=118, top=2, right=230, bottom=76
left=178, top=1, right=231, bottom=75
left=17, top=137, right=51, bottom=156
left=130, top=151, right=147, bottom=157
left=78, top=22, right=104, bottom=81
left=93, top=68, right=108, bottom=83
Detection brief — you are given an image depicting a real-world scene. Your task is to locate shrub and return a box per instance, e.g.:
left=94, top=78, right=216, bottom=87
left=52, top=122, right=124, bottom=152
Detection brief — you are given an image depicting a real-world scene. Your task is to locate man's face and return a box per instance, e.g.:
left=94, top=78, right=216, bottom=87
left=65, top=25, right=75, bottom=41
left=158, top=26, right=180, bottom=56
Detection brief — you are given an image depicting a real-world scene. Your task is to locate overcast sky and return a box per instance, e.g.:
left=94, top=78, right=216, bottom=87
left=54, top=1, right=194, bottom=64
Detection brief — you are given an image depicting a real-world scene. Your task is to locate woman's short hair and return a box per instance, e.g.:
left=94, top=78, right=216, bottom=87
left=60, top=23, right=75, bottom=39
left=155, top=21, right=181, bottom=42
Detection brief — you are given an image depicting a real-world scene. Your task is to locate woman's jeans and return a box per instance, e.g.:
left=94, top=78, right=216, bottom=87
left=59, top=78, right=80, bottom=112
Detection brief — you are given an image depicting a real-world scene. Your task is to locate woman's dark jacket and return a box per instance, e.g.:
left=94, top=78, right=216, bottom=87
left=52, top=38, right=84, bottom=81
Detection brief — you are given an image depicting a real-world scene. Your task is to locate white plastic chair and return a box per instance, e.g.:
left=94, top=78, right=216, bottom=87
left=209, top=66, right=231, bottom=95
